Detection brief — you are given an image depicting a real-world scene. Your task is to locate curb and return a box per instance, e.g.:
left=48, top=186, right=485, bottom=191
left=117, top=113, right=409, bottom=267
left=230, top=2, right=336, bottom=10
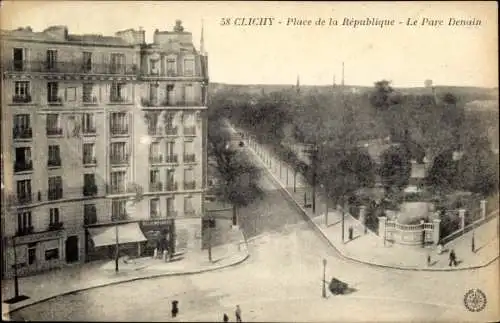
left=7, top=251, right=250, bottom=315
left=247, top=143, right=500, bottom=273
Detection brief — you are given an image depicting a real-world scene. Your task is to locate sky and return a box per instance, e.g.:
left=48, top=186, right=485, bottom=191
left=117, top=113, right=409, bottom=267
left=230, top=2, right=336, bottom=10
left=1, top=1, right=498, bottom=88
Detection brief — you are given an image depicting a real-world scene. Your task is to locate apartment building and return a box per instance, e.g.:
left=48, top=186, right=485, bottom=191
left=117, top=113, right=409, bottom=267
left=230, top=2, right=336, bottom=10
left=1, top=21, right=208, bottom=277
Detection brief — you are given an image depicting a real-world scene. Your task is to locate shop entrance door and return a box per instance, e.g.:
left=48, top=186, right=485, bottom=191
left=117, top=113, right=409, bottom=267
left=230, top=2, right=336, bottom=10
left=65, top=236, right=79, bottom=263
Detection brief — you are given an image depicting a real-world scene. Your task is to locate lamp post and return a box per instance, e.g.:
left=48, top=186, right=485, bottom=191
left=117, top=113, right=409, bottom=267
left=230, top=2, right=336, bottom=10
left=115, top=224, right=119, bottom=273
left=471, top=227, right=475, bottom=253
left=322, top=258, right=327, bottom=298
left=12, top=237, right=20, bottom=299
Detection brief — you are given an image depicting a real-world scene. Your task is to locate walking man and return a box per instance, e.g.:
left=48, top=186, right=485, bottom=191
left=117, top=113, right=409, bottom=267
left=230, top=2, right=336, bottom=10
left=449, top=249, right=457, bottom=267
left=235, top=305, right=242, bottom=322
left=223, top=313, right=229, bottom=322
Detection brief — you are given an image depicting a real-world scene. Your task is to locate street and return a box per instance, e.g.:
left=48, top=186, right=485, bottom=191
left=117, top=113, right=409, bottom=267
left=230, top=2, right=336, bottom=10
left=11, top=137, right=499, bottom=322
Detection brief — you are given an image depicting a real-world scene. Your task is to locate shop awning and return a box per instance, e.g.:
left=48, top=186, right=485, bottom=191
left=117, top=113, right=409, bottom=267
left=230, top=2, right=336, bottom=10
left=88, top=222, right=147, bottom=247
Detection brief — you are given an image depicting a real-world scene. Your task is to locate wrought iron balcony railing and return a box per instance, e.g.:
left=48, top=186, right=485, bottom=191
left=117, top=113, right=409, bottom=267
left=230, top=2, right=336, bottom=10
left=16, top=226, right=34, bottom=236
left=110, top=127, right=129, bottom=136
left=83, top=184, right=98, bottom=196
left=48, top=158, right=62, bottom=167
left=13, top=127, right=33, bottom=139
left=46, top=128, right=63, bottom=136
left=184, top=154, right=196, bottom=163
left=165, top=127, right=178, bottom=136
left=12, top=95, right=32, bottom=104
left=83, top=157, right=97, bottom=165
left=14, top=161, right=33, bottom=173
left=48, top=188, right=63, bottom=201
left=82, top=127, right=97, bottom=135
left=17, top=194, right=33, bottom=205
left=183, top=126, right=196, bottom=136
left=165, top=182, right=178, bottom=192
left=110, top=154, right=129, bottom=165
left=149, top=182, right=163, bottom=192
left=6, top=60, right=138, bottom=75
left=141, top=98, right=203, bottom=108
left=149, top=155, right=163, bottom=163
left=165, top=154, right=178, bottom=163
left=48, top=221, right=64, bottom=231
left=184, top=181, right=196, bottom=190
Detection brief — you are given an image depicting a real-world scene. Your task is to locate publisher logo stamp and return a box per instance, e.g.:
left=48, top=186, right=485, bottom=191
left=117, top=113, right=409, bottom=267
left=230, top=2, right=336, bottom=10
left=464, top=289, right=487, bottom=312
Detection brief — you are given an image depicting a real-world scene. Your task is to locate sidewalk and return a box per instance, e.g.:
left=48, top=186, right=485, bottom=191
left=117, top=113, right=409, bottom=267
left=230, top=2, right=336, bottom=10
left=2, top=233, right=249, bottom=314
left=240, top=128, right=499, bottom=271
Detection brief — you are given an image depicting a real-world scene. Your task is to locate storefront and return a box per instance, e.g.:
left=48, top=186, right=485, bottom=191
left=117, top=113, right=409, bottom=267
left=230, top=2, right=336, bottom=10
left=5, top=229, right=66, bottom=278
left=85, top=222, right=148, bottom=261
left=140, top=219, right=176, bottom=256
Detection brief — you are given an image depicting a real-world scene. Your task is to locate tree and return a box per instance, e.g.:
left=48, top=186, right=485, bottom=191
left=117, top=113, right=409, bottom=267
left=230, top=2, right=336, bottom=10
left=369, top=80, right=401, bottom=111
left=379, top=145, right=412, bottom=194
left=208, top=118, right=263, bottom=225
left=426, top=149, right=458, bottom=193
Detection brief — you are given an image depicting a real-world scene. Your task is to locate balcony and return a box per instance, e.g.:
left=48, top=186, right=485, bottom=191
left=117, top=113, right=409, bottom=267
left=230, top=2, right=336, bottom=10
left=83, top=184, right=98, bottom=196
left=149, top=182, right=163, bottom=192
left=184, top=210, right=197, bottom=217
left=5, top=60, right=138, bottom=75
left=184, top=181, right=196, bottom=190
left=47, top=128, right=63, bottom=136
left=14, top=161, right=33, bottom=173
left=48, top=188, right=63, bottom=201
left=165, top=182, right=178, bottom=192
left=165, top=127, right=178, bottom=136
left=48, top=97, right=63, bottom=106
left=183, top=126, right=196, bottom=136
left=111, top=213, right=129, bottom=222
left=83, top=96, right=99, bottom=105
left=13, top=127, right=33, bottom=140
left=148, top=127, right=160, bottom=136
left=184, top=154, right=196, bottom=163
left=83, top=157, right=97, bottom=166
left=12, top=95, right=32, bottom=104
left=48, top=157, right=62, bottom=168
left=108, top=185, right=127, bottom=195
left=48, top=221, right=64, bottom=231
left=141, top=98, right=203, bottom=108
left=149, top=155, right=163, bottom=163
left=165, top=154, right=178, bottom=163
left=110, top=127, right=129, bottom=136
left=82, top=127, right=97, bottom=135
left=17, top=194, right=33, bottom=205
left=16, top=226, right=34, bottom=236
left=109, top=96, right=129, bottom=104
left=110, top=154, right=129, bottom=165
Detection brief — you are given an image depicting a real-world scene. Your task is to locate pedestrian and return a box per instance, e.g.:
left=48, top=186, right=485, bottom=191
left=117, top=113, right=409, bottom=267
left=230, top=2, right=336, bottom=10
left=171, top=300, right=179, bottom=318
left=427, top=254, right=431, bottom=266
left=223, top=313, right=229, bottom=322
left=235, top=305, right=242, bottom=322
left=449, top=249, right=457, bottom=267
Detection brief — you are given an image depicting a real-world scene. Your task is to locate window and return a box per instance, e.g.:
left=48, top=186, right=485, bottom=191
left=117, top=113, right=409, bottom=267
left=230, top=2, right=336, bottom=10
left=84, top=204, right=97, bottom=225
left=110, top=171, right=126, bottom=193
left=66, top=87, right=76, bottom=101
left=149, top=142, right=160, bottom=162
left=46, top=50, right=57, bottom=70
left=28, top=246, right=36, bottom=265
left=14, top=81, right=31, bottom=102
left=166, top=84, right=175, bottom=105
left=47, top=82, right=59, bottom=103
left=184, top=169, right=195, bottom=189
left=45, top=248, right=59, bottom=261
left=82, top=84, right=94, bottom=103
left=14, top=147, right=32, bottom=172
left=13, top=115, right=31, bottom=139
left=110, top=112, right=128, bottom=134
left=166, top=141, right=175, bottom=157
left=150, top=199, right=160, bottom=218
left=164, top=112, right=175, bottom=131
left=82, top=113, right=96, bottom=133
left=184, top=84, right=195, bottom=104
left=166, top=169, right=176, bottom=191
left=16, top=180, right=32, bottom=203
left=150, top=59, right=159, bottom=75
left=110, top=83, right=126, bottom=102
left=110, top=142, right=128, bottom=164
left=150, top=169, right=160, bottom=183
left=183, top=58, right=195, bottom=76
left=184, top=141, right=195, bottom=162
left=49, top=208, right=60, bottom=225
left=46, top=114, right=61, bottom=136
left=166, top=58, right=176, bottom=76
left=17, top=211, right=32, bottom=232
left=83, top=52, right=92, bottom=72
left=183, top=113, right=196, bottom=135
left=110, top=53, right=125, bottom=74
left=111, top=199, right=127, bottom=221
left=147, top=111, right=159, bottom=135
left=48, top=176, right=63, bottom=200
left=83, top=173, right=97, bottom=196
left=166, top=197, right=175, bottom=215
left=13, top=48, right=24, bottom=71
left=83, top=143, right=96, bottom=164
left=184, top=196, right=195, bottom=216
left=48, top=145, right=61, bottom=167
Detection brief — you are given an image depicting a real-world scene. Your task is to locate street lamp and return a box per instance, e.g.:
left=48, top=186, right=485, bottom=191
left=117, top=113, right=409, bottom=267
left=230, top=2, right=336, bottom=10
left=471, top=227, right=475, bottom=253
left=322, top=258, right=327, bottom=298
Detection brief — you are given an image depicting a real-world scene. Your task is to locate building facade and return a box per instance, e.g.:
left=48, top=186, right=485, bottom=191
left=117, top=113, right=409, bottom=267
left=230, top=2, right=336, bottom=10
left=1, top=21, right=208, bottom=278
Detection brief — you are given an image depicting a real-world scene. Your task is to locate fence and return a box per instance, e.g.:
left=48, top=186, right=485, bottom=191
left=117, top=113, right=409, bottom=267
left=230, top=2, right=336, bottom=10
left=382, top=219, right=436, bottom=246
left=440, top=208, right=498, bottom=246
